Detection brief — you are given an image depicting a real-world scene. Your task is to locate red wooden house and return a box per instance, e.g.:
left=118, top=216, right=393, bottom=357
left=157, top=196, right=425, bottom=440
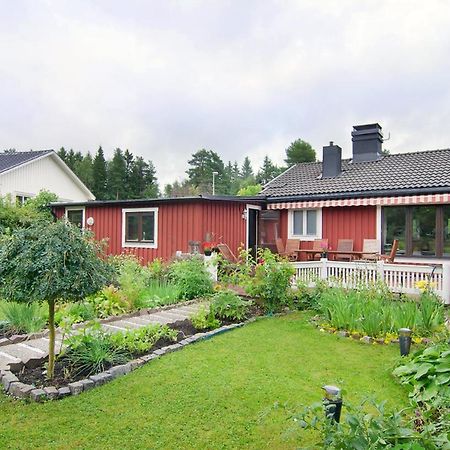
left=52, top=196, right=264, bottom=263
left=261, top=123, right=450, bottom=262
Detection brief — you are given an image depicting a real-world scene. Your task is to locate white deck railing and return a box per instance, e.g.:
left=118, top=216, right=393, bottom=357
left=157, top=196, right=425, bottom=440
left=291, top=259, right=450, bottom=304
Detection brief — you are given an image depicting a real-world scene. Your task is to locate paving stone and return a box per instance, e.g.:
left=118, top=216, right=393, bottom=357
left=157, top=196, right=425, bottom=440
left=361, top=336, right=373, bottom=344
left=2, top=373, right=19, bottom=391
left=68, top=381, right=84, bottom=395
left=108, top=365, right=128, bottom=379
left=140, top=354, right=157, bottom=362
left=153, top=348, right=167, bottom=356
left=44, top=386, right=59, bottom=400
left=9, top=335, right=26, bottom=344
left=9, top=382, right=34, bottom=399
left=0, top=338, right=10, bottom=346
left=338, top=331, right=349, bottom=338
left=58, top=386, right=71, bottom=398
left=129, top=359, right=145, bottom=371
left=80, top=378, right=95, bottom=391
left=89, top=374, right=105, bottom=386
left=30, top=388, right=47, bottom=402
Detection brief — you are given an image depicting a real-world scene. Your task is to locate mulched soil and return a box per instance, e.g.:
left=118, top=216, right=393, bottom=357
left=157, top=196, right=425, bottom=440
left=16, top=319, right=197, bottom=389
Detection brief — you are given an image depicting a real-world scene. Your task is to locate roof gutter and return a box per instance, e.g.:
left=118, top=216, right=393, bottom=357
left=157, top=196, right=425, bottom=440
left=266, top=186, right=450, bottom=203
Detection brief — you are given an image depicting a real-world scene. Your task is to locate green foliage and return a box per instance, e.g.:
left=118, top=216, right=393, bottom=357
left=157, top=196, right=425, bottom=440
left=0, top=301, right=47, bottom=334
left=189, top=306, right=220, bottom=330
left=0, top=190, right=57, bottom=234
left=169, top=257, right=213, bottom=300
left=114, top=255, right=147, bottom=310
left=237, top=184, right=262, bottom=196
left=186, top=148, right=226, bottom=194
left=316, top=285, right=445, bottom=338
left=86, top=286, right=129, bottom=318
left=292, top=398, right=434, bottom=449
left=147, top=258, right=170, bottom=282
left=256, top=155, right=283, bottom=185
left=138, top=280, right=181, bottom=309
left=61, top=323, right=128, bottom=377
left=393, top=343, right=450, bottom=406
left=55, top=301, right=96, bottom=326
left=210, top=290, right=251, bottom=321
left=91, top=146, right=107, bottom=199
left=0, top=220, right=113, bottom=303
left=246, top=249, right=295, bottom=313
left=284, top=138, right=316, bottom=166
left=109, top=324, right=178, bottom=354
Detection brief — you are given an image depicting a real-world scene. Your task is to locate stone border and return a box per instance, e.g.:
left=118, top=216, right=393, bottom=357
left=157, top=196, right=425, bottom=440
left=0, top=321, right=250, bottom=402
left=0, top=299, right=204, bottom=347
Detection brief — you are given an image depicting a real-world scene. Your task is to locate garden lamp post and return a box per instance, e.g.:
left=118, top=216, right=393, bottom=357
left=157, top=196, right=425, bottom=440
left=399, top=328, right=412, bottom=356
left=322, top=385, right=342, bottom=423
left=212, top=171, right=218, bottom=195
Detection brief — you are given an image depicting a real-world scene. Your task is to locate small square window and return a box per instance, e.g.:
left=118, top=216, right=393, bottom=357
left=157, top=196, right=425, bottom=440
left=289, top=209, right=321, bottom=239
left=66, top=209, right=84, bottom=228
left=123, top=208, right=158, bottom=248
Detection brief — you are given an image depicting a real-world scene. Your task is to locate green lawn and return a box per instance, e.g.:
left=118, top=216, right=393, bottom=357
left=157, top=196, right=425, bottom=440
left=0, top=312, right=408, bottom=449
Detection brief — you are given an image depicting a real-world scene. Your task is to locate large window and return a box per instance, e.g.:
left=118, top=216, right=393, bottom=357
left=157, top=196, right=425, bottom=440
left=122, top=208, right=158, bottom=248
left=383, top=205, right=450, bottom=258
left=288, top=209, right=321, bottom=239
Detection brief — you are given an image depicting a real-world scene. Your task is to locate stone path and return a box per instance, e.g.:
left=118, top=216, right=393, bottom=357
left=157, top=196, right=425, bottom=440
left=0, top=302, right=205, bottom=372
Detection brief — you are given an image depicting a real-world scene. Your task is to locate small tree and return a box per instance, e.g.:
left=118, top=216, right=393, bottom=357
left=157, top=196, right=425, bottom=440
left=0, top=221, right=113, bottom=378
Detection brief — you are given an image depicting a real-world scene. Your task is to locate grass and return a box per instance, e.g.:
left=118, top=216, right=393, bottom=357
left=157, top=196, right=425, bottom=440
left=137, top=280, right=181, bottom=307
left=0, top=312, right=408, bottom=449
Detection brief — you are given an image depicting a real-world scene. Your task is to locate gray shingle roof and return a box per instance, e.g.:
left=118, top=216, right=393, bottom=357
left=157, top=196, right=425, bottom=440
left=0, top=150, right=54, bottom=174
left=262, top=148, right=450, bottom=200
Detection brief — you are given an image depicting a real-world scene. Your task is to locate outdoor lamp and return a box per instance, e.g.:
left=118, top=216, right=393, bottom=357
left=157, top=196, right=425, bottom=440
left=399, top=328, right=412, bottom=356
left=322, top=385, right=342, bottom=423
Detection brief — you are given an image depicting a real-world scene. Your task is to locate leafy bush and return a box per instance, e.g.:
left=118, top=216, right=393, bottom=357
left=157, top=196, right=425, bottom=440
left=0, top=301, right=47, bottom=334
left=190, top=306, right=220, bottom=330
left=86, top=285, right=130, bottom=318
left=55, top=301, right=96, bottom=326
left=210, top=290, right=251, bottom=321
left=147, top=258, right=170, bottom=282
left=109, top=324, right=178, bottom=354
left=393, top=343, right=450, bottom=405
left=169, top=257, right=213, bottom=300
left=246, top=249, right=295, bottom=313
left=62, top=323, right=128, bottom=376
left=291, top=398, right=442, bottom=449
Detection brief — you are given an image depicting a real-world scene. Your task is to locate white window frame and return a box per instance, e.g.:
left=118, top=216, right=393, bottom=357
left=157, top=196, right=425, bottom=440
left=122, top=207, right=158, bottom=249
left=288, top=208, right=322, bottom=240
left=13, top=191, right=34, bottom=205
left=65, top=206, right=86, bottom=229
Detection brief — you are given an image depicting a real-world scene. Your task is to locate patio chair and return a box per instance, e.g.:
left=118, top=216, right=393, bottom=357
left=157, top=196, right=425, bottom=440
left=378, top=239, right=399, bottom=263
left=335, top=239, right=354, bottom=261
left=276, top=238, right=299, bottom=261
left=308, top=238, right=329, bottom=261
left=360, top=239, right=380, bottom=261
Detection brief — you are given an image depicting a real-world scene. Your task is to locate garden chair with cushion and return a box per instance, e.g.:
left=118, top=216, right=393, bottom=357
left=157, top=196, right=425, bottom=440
left=359, top=238, right=380, bottom=261
left=309, top=238, right=329, bottom=261
left=335, top=239, right=354, bottom=261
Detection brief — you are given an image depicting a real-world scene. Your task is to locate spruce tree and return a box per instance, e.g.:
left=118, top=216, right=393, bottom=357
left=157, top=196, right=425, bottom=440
left=92, top=146, right=108, bottom=199
left=107, top=148, right=127, bottom=199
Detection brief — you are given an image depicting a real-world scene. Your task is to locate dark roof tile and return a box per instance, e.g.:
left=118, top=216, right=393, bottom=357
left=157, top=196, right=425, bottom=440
left=0, top=150, right=54, bottom=174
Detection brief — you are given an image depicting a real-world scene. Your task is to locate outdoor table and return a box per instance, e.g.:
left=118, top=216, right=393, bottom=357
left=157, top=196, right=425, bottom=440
left=295, top=249, right=379, bottom=261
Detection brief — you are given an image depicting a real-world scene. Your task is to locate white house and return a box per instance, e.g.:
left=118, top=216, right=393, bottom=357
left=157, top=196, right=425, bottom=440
left=0, top=150, right=94, bottom=203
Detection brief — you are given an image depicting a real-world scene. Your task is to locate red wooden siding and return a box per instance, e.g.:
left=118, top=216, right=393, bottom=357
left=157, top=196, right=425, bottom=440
left=54, top=200, right=248, bottom=263
left=322, top=206, right=377, bottom=251
left=277, top=206, right=377, bottom=258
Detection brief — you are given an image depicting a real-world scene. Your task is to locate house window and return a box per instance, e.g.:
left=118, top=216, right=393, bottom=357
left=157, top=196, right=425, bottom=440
left=122, top=208, right=158, bottom=248
left=382, top=205, right=450, bottom=258
left=289, top=209, right=321, bottom=239
left=65, top=208, right=85, bottom=228
left=15, top=195, right=30, bottom=205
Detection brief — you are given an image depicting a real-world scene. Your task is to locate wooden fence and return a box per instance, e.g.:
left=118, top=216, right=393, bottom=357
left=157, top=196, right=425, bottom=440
left=291, top=259, right=450, bottom=304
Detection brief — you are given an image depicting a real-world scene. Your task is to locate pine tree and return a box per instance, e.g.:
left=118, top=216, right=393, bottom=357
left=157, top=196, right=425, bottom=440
left=284, top=139, right=316, bottom=166
left=256, top=156, right=282, bottom=185
left=74, top=152, right=94, bottom=190
left=57, top=147, right=68, bottom=163
left=107, top=148, right=127, bottom=199
left=186, top=149, right=225, bottom=194
left=240, top=157, right=254, bottom=179
left=92, top=146, right=108, bottom=199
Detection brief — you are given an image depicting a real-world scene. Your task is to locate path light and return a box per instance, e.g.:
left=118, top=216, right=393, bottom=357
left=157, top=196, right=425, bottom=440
left=322, top=385, right=342, bottom=423
left=399, top=328, right=412, bottom=356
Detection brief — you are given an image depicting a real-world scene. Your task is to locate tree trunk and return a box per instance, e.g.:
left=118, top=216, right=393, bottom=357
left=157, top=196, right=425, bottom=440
left=47, top=298, right=56, bottom=379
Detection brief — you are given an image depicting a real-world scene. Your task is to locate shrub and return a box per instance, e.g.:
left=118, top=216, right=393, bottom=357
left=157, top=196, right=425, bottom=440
left=246, top=249, right=295, bottom=313
left=169, top=257, right=213, bottom=300
left=190, top=306, right=220, bottom=330
left=0, top=301, right=47, bottom=334
left=147, top=258, right=170, bottom=282
left=86, top=285, right=130, bottom=318
left=137, top=280, right=181, bottom=309
left=55, top=301, right=96, bottom=326
left=62, top=323, right=128, bottom=377
left=210, top=290, right=251, bottom=321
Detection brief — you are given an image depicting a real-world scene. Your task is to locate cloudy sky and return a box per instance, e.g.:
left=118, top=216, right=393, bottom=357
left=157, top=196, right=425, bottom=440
left=1, top=0, right=450, bottom=186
